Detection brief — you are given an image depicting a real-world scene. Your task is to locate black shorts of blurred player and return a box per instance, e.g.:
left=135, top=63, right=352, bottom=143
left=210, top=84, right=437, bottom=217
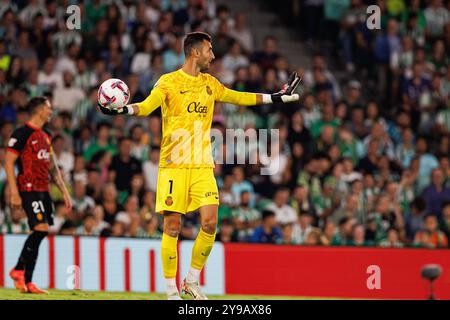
left=20, top=191, right=54, bottom=230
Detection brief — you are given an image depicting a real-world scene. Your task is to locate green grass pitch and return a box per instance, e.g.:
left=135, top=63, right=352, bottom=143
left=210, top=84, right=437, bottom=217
left=0, top=288, right=338, bottom=300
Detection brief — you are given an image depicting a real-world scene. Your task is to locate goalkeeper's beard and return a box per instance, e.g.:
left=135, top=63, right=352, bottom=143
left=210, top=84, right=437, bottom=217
left=198, top=60, right=211, bottom=72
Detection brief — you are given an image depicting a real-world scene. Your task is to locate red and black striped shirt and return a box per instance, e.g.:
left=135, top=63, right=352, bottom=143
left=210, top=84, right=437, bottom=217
left=6, top=122, right=52, bottom=192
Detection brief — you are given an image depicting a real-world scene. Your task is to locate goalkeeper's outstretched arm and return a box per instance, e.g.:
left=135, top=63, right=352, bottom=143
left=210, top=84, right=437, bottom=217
left=218, top=72, right=301, bottom=106
left=98, top=87, right=163, bottom=116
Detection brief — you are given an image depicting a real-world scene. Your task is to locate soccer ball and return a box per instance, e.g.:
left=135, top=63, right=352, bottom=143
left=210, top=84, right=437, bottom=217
left=98, top=78, right=130, bottom=110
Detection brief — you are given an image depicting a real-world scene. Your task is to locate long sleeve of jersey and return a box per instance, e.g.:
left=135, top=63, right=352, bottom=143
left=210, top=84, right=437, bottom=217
left=137, top=87, right=165, bottom=116
left=218, top=88, right=257, bottom=106
left=208, top=75, right=257, bottom=106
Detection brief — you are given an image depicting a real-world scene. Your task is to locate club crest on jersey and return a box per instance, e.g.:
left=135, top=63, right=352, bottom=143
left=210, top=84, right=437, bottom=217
left=165, top=196, right=173, bottom=206
left=37, top=149, right=50, bottom=160
left=206, top=86, right=212, bottom=95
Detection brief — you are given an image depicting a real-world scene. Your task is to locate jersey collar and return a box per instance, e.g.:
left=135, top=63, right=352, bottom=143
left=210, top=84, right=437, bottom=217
left=179, top=68, right=201, bottom=80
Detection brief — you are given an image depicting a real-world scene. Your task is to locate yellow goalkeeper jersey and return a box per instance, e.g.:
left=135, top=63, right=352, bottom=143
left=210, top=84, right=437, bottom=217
left=137, top=69, right=257, bottom=168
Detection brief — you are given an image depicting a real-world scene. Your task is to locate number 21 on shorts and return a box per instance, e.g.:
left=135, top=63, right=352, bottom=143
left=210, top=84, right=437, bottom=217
left=32, top=201, right=45, bottom=213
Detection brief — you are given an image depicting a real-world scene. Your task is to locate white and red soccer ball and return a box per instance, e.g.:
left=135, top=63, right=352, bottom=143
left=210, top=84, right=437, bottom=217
left=98, top=78, right=130, bottom=110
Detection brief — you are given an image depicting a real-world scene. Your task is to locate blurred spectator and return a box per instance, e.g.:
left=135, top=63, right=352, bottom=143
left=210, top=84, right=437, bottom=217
left=74, top=58, right=98, bottom=92
left=142, top=146, right=159, bottom=193
left=136, top=214, right=162, bottom=239
left=379, top=228, right=404, bottom=248
left=290, top=185, right=316, bottom=217
left=131, top=38, right=153, bottom=75
left=100, top=183, right=123, bottom=225
left=11, top=30, right=37, bottom=61
left=216, top=218, right=238, bottom=243
left=412, top=136, right=439, bottom=190
left=280, top=223, right=294, bottom=244
left=231, top=166, right=255, bottom=207
left=162, top=35, right=185, bottom=72
left=368, top=194, right=405, bottom=243
left=250, top=210, right=282, bottom=244
left=300, top=94, right=321, bottom=130
left=223, top=41, right=249, bottom=73
left=310, top=103, right=339, bottom=138
left=59, top=220, right=77, bottom=236
left=304, top=54, right=342, bottom=101
left=115, top=195, right=140, bottom=236
left=424, top=0, right=449, bottom=40
left=85, top=168, right=101, bottom=200
left=421, top=168, right=450, bottom=218
left=291, top=212, right=313, bottom=244
left=414, top=214, right=448, bottom=248
left=129, top=174, right=146, bottom=200
left=231, top=191, right=261, bottom=241
left=348, top=223, right=371, bottom=246
left=91, top=205, right=110, bottom=235
left=83, top=122, right=116, bottom=162
left=1, top=208, right=28, bottom=234
left=332, top=217, right=355, bottom=245
left=72, top=180, right=95, bottom=215
left=129, top=124, right=149, bottom=161
left=440, top=202, right=450, bottom=241
left=323, top=220, right=337, bottom=244
left=405, top=197, right=426, bottom=242
left=52, top=135, right=74, bottom=182
left=48, top=201, right=67, bottom=235
left=229, top=13, right=253, bottom=53
left=251, top=36, right=280, bottom=71
left=304, top=228, right=328, bottom=246
left=109, top=137, right=142, bottom=193
left=330, top=193, right=362, bottom=225
left=76, top=213, right=99, bottom=236
left=266, top=187, right=297, bottom=225
left=53, top=71, right=86, bottom=112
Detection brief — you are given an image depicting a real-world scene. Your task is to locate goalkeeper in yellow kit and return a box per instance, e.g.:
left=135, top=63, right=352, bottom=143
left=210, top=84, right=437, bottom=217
left=99, top=32, right=300, bottom=299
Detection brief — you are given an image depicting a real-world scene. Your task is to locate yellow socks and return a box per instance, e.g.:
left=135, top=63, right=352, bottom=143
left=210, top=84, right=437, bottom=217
left=190, top=228, right=216, bottom=272
left=161, top=232, right=178, bottom=279
left=161, top=228, right=216, bottom=287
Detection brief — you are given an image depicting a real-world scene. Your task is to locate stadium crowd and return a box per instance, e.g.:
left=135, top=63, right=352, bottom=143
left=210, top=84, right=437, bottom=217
left=0, top=0, right=449, bottom=249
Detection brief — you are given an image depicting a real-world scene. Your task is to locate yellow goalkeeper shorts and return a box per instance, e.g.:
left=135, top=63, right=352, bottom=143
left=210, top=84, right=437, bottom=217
left=155, top=167, right=219, bottom=214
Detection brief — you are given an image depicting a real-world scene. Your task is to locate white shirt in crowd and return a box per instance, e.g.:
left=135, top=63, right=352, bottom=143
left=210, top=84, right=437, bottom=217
left=130, top=53, right=152, bottom=74
left=266, top=202, right=297, bottom=225
left=424, top=6, right=449, bottom=37
left=229, top=25, right=254, bottom=53
left=143, top=160, right=159, bottom=193
left=38, top=70, right=63, bottom=89
left=291, top=223, right=313, bottom=245
left=53, top=86, right=85, bottom=112
left=222, top=54, right=249, bottom=72
left=55, top=151, right=74, bottom=182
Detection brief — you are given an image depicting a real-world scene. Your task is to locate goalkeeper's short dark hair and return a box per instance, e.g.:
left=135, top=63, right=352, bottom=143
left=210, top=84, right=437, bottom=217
left=183, top=32, right=211, bottom=56
left=27, top=96, right=49, bottom=114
